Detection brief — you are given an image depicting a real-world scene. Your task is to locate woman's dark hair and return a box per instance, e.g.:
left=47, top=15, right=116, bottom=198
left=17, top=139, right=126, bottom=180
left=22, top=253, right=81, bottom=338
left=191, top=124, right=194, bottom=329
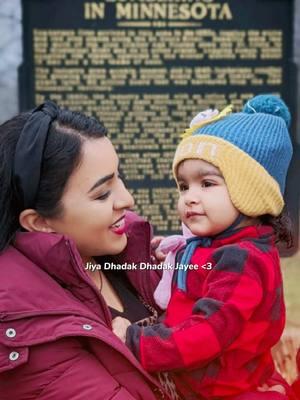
left=0, top=106, right=107, bottom=252
left=260, top=211, right=293, bottom=248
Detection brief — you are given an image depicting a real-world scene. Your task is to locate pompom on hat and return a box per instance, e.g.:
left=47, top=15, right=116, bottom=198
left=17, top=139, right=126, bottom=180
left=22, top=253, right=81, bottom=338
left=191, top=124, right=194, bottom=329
left=173, top=94, right=293, bottom=217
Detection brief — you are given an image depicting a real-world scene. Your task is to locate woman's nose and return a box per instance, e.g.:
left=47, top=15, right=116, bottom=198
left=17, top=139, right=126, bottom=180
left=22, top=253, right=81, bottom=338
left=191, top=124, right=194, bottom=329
left=114, top=180, right=135, bottom=210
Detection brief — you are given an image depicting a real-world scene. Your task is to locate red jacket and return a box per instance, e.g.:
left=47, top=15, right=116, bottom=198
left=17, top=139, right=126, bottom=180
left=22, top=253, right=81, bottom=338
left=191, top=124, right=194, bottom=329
left=127, top=225, right=294, bottom=399
left=0, top=213, right=166, bottom=400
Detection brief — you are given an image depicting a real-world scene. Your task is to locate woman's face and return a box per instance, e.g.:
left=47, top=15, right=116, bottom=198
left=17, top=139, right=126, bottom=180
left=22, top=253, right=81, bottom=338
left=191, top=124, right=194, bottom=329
left=46, top=137, right=134, bottom=260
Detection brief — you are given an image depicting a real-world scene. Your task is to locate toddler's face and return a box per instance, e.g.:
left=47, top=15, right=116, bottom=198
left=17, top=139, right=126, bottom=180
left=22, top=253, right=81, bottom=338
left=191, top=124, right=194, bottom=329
left=177, top=159, right=239, bottom=237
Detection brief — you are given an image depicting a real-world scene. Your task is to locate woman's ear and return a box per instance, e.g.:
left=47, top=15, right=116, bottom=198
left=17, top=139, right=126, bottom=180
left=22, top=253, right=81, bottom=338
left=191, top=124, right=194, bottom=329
left=19, top=209, right=55, bottom=233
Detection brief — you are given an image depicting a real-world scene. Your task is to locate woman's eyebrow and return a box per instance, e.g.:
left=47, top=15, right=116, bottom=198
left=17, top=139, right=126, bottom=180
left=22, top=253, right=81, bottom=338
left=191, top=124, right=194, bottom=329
left=88, top=173, right=114, bottom=193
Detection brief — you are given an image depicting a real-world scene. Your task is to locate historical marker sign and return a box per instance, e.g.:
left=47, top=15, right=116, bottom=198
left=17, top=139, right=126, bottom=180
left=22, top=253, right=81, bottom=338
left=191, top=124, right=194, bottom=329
left=20, top=0, right=298, bottom=249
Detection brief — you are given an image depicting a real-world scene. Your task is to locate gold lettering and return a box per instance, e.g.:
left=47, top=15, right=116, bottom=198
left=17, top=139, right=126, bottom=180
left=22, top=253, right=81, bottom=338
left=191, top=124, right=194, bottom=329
left=207, top=4, right=221, bottom=20
left=179, top=4, right=190, bottom=20
left=116, top=3, right=130, bottom=19
left=140, top=4, right=155, bottom=19
left=133, top=3, right=139, bottom=19
left=84, top=2, right=105, bottom=20
left=169, top=4, right=178, bottom=19
left=115, top=2, right=233, bottom=21
left=153, top=4, right=167, bottom=19
left=191, top=4, right=207, bottom=20
left=219, top=4, right=233, bottom=20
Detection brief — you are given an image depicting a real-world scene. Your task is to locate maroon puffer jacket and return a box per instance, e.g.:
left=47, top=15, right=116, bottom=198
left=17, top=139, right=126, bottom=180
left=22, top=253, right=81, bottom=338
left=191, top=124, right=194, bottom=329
left=0, top=213, right=166, bottom=399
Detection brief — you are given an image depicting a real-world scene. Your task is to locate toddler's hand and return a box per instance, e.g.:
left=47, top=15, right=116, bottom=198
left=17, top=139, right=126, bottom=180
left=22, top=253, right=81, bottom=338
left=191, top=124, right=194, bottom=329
left=151, top=236, right=166, bottom=262
left=257, top=384, right=286, bottom=395
left=112, top=316, right=131, bottom=343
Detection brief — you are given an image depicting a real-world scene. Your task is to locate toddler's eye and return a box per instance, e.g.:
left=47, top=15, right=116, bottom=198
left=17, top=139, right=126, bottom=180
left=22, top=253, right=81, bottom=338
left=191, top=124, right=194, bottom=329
left=202, top=180, right=214, bottom=188
left=179, top=183, right=188, bottom=192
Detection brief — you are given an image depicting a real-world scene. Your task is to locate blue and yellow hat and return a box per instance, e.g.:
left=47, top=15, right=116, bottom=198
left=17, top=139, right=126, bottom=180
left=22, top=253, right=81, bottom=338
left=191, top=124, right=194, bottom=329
left=173, top=95, right=293, bottom=217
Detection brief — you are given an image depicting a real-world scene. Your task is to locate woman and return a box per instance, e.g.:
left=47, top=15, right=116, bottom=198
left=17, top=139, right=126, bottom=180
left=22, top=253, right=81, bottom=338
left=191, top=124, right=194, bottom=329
left=0, top=101, right=166, bottom=399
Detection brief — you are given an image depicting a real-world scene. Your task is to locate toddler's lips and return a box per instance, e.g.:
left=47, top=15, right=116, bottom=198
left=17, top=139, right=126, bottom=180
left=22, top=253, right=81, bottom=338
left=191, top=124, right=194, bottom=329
left=186, top=211, right=204, bottom=219
left=110, top=216, right=126, bottom=235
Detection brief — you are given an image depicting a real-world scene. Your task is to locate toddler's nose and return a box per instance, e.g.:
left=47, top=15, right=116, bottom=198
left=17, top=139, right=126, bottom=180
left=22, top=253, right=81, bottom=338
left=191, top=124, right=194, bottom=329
left=185, top=188, right=201, bottom=206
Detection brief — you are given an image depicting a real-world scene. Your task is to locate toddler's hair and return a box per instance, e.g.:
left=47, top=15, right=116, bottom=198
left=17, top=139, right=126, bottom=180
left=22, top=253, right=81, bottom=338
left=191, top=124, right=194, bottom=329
left=260, top=212, right=293, bottom=248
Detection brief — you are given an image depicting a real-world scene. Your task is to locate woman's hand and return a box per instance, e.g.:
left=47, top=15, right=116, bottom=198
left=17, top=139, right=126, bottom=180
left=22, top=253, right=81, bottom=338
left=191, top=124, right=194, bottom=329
left=112, top=316, right=131, bottom=343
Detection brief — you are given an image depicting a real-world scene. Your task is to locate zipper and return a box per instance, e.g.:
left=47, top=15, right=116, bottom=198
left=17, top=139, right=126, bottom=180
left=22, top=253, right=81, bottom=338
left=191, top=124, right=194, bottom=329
left=140, top=222, right=155, bottom=305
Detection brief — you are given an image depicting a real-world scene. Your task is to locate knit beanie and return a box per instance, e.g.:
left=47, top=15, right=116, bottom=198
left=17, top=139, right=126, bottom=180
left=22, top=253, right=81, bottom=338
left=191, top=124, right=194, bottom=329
left=173, top=95, right=293, bottom=217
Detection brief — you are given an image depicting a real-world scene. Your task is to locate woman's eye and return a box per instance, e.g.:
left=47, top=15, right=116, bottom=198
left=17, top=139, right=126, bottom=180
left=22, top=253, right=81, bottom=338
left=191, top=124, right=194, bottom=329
left=96, top=191, right=111, bottom=201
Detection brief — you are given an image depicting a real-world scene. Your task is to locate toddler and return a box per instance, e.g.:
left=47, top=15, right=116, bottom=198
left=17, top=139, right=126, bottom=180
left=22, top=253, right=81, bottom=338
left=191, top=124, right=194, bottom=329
left=115, top=94, right=296, bottom=399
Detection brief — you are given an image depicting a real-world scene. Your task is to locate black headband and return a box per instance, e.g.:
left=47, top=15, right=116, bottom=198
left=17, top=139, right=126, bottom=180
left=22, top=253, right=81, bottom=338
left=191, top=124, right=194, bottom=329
left=13, top=100, right=59, bottom=209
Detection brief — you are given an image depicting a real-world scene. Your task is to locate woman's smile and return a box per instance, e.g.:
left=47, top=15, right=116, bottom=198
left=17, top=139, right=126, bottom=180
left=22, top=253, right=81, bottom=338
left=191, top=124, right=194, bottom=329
left=110, top=215, right=126, bottom=235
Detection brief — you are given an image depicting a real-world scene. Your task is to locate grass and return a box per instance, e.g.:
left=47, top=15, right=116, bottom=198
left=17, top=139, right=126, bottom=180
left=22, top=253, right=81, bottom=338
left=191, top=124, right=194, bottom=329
left=281, top=251, right=300, bottom=327
left=273, top=251, right=300, bottom=383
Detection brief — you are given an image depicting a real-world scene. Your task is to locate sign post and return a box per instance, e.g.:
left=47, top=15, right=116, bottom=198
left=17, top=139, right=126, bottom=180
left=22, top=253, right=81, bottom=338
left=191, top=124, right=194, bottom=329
left=20, top=0, right=298, bottom=251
